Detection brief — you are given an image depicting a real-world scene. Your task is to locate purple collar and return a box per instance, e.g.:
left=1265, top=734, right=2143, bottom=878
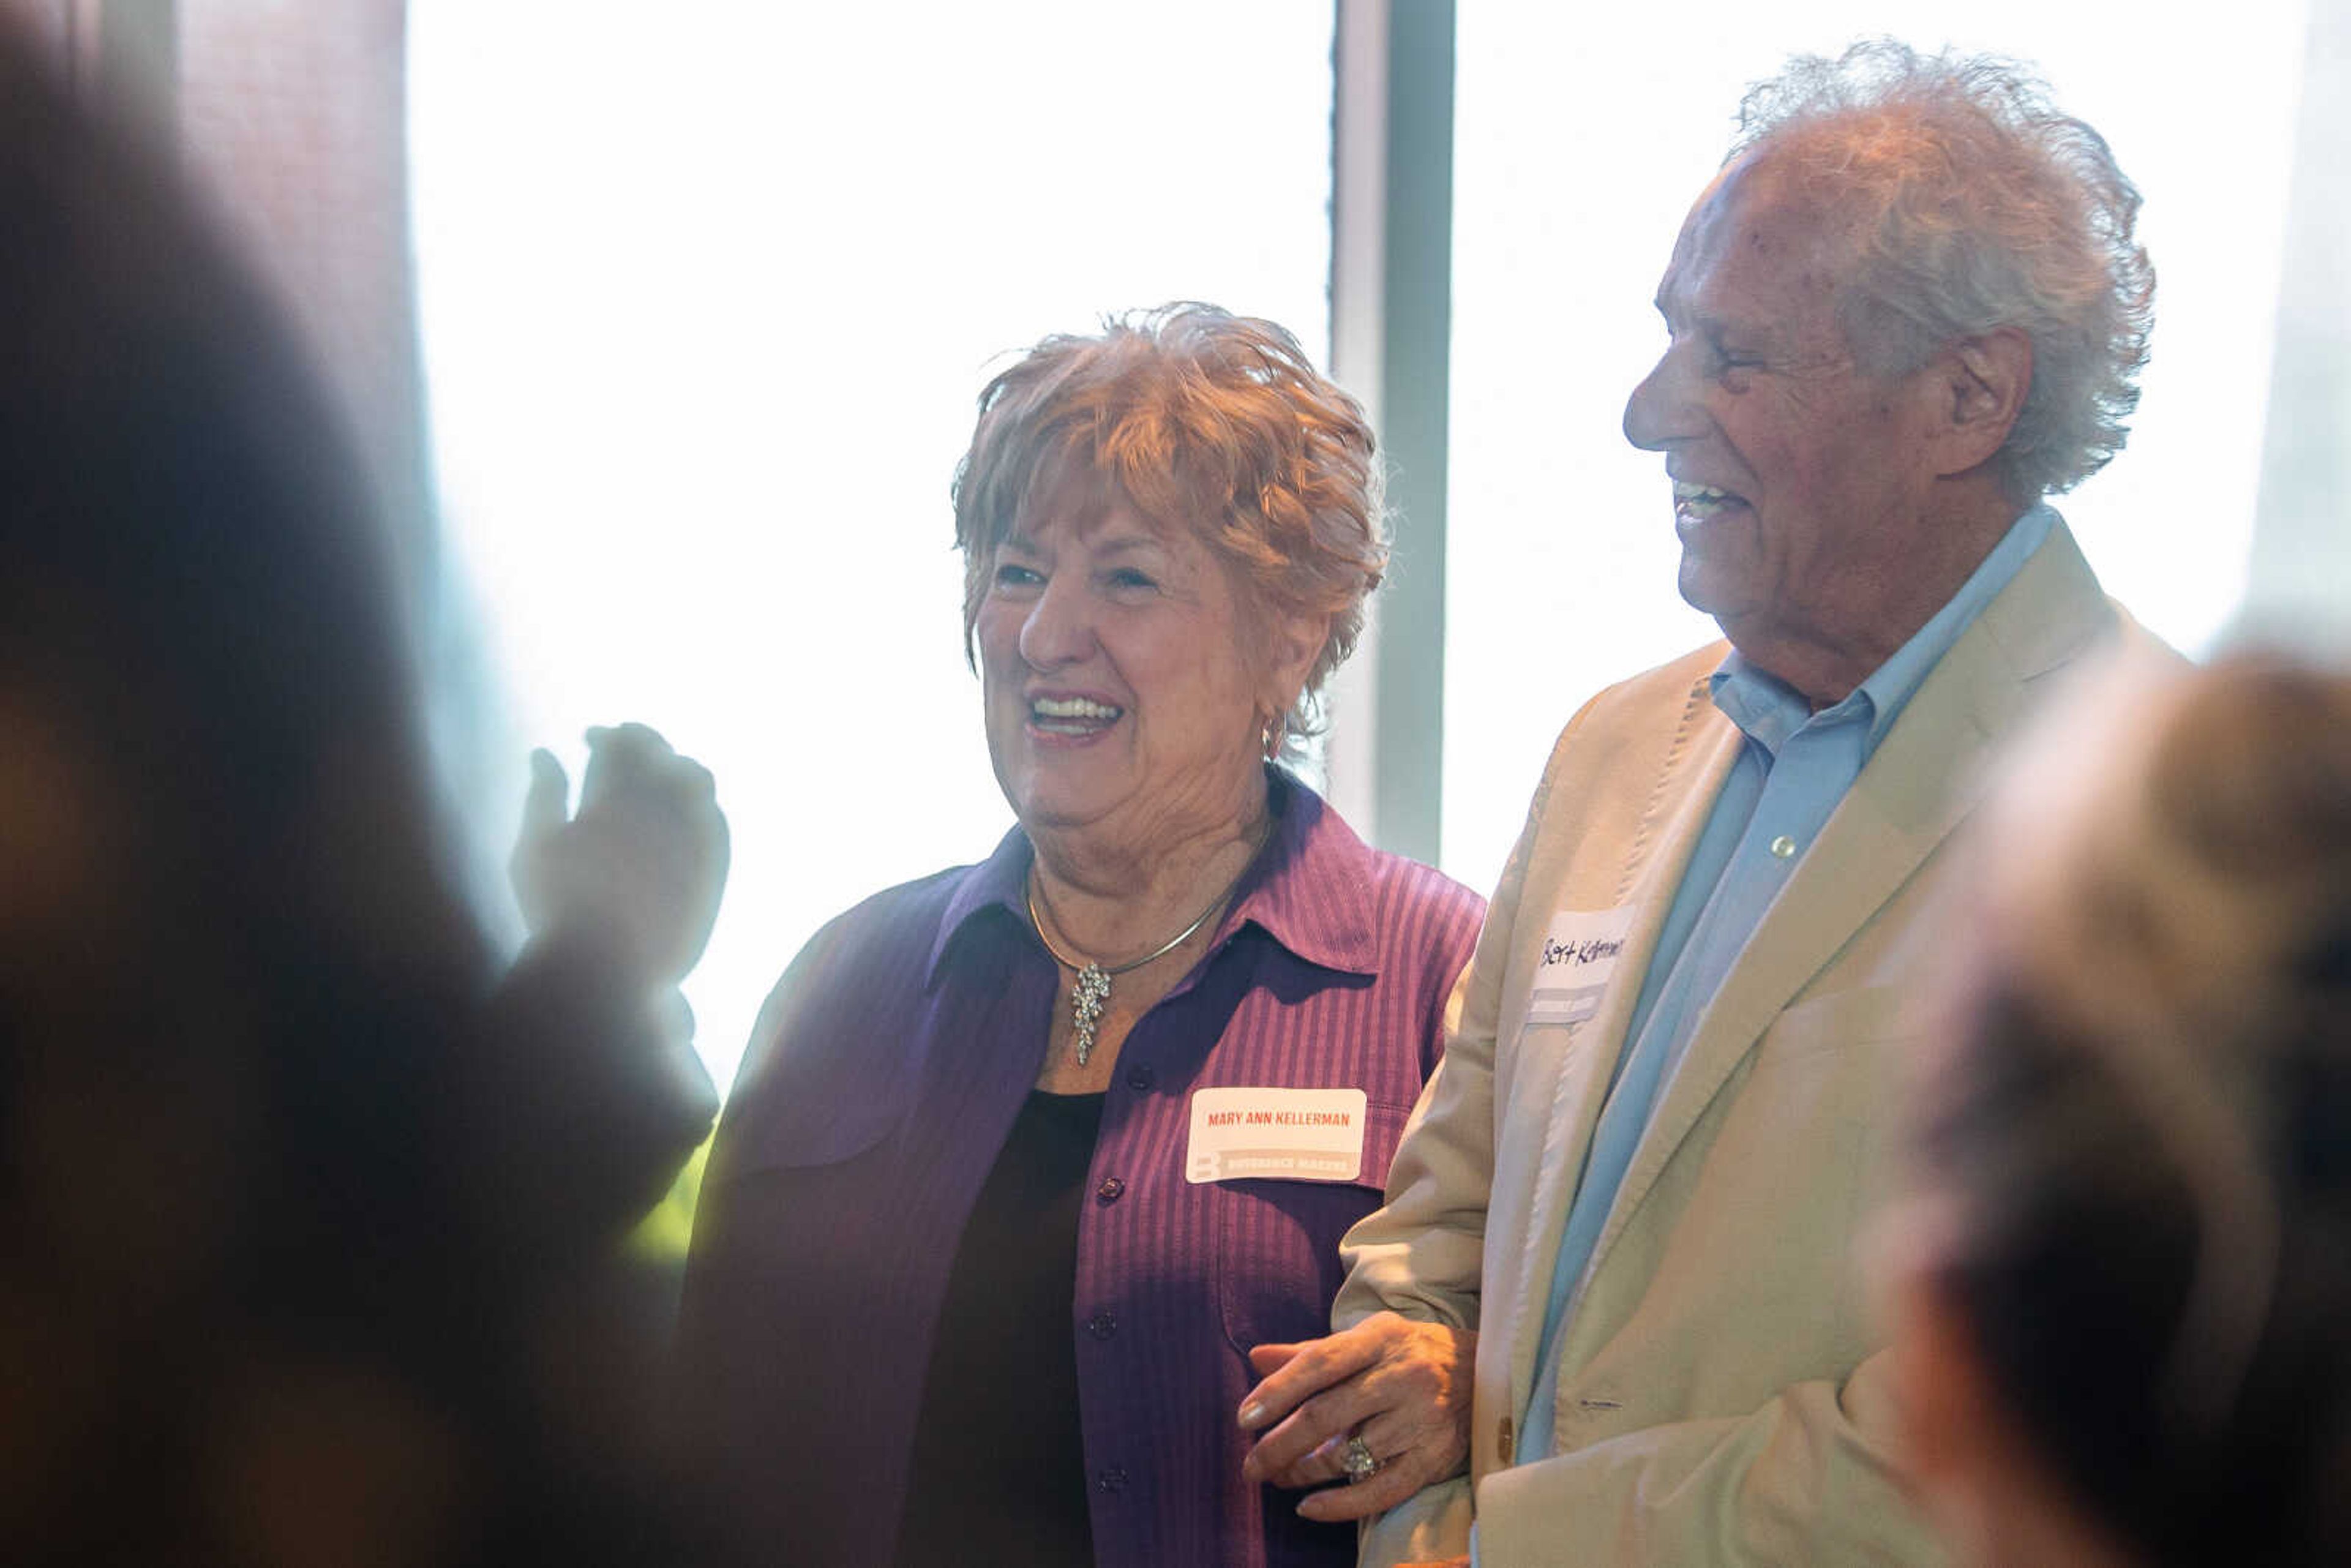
left=924, top=769, right=1382, bottom=989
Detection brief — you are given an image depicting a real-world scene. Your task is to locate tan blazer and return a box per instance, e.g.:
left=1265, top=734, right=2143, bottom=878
left=1337, top=525, right=2150, bottom=1567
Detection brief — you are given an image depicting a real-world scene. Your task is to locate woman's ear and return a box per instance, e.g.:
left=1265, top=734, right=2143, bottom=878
left=1248, top=607, right=1328, bottom=747
left=1264, top=610, right=1329, bottom=707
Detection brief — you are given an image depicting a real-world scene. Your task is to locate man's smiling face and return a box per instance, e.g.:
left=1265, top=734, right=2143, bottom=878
left=1622, top=154, right=1948, bottom=677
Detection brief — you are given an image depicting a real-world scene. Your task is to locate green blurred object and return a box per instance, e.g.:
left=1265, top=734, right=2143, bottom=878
left=627, top=1132, right=710, bottom=1261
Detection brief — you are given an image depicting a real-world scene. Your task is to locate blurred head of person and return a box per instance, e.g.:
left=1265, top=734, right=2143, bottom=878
left=1883, top=650, right=2351, bottom=1568
left=0, top=21, right=702, bottom=1566
left=951, top=302, right=1384, bottom=865
left=0, top=2, right=472, bottom=1312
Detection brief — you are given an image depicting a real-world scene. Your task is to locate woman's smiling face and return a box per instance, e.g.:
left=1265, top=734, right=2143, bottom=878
left=977, top=492, right=1310, bottom=859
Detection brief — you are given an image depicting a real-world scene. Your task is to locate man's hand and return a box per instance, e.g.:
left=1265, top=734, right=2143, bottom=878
left=1238, top=1313, right=1475, bottom=1523
left=511, top=723, right=727, bottom=988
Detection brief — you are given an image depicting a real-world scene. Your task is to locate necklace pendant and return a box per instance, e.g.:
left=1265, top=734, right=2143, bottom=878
left=1071, top=963, right=1111, bottom=1067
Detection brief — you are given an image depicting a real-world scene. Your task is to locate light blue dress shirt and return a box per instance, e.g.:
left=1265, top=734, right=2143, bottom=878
left=1510, top=503, right=2057, bottom=1468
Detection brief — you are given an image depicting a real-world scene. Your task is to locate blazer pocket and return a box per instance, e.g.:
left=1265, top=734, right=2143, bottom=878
left=1755, top=982, right=1924, bottom=1066
left=1214, top=1099, right=1412, bottom=1354
left=1741, top=983, right=1924, bottom=1158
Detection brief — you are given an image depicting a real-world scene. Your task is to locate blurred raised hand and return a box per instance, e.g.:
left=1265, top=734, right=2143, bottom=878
left=511, top=722, right=729, bottom=990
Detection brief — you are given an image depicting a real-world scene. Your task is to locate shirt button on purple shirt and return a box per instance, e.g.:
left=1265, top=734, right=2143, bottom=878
left=1087, top=1310, right=1118, bottom=1339
left=1096, top=1176, right=1127, bottom=1203
left=1096, top=1466, right=1128, bottom=1495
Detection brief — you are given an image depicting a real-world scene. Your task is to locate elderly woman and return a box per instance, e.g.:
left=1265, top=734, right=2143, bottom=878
left=1880, top=651, right=2351, bottom=1568
left=674, top=304, right=1484, bottom=1567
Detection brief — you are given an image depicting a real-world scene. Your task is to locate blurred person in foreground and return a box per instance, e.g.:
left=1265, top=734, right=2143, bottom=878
left=1237, top=40, right=2172, bottom=1566
left=0, top=21, right=726, bottom=1566
left=673, top=304, right=1485, bottom=1567
left=1883, top=650, right=2351, bottom=1568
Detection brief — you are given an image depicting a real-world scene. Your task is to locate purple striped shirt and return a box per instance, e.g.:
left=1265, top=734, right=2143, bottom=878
left=676, top=773, right=1483, bottom=1567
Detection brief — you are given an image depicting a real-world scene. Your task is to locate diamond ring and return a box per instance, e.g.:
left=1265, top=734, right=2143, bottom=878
left=1342, top=1434, right=1380, bottom=1484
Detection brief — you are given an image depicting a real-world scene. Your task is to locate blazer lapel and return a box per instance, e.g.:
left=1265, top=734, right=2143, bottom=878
left=1581, top=523, right=2116, bottom=1280
left=1498, top=673, right=1742, bottom=1414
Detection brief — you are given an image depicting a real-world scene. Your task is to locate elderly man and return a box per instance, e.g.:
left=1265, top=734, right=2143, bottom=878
left=1237, top=40, right=2164, bottom=1566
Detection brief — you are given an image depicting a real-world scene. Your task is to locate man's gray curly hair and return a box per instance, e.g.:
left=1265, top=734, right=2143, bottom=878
left=1733, top=39, right=2156, bottom=500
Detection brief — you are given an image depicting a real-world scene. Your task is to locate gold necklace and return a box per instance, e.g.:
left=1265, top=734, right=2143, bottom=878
left=1027, top=854, right=1255, bottom=1067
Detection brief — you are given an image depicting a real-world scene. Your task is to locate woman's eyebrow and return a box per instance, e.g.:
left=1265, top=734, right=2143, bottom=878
left=1086, top=529, right=1172, bottom=562
left=1094, top=533, right=1159, bottom=555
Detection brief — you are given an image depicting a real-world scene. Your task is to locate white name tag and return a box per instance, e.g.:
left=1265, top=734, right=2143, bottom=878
left=1185, top=1087, right=1369, bottom=1184
left=1526, top=905, right=1637, bottom=1026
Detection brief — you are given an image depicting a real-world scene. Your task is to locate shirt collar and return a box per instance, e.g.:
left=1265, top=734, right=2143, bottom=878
left=1708, top=502, right=2059, bottom=762
left=1224, top=770, right=1381, bottom=977
left=923, top=768, right=1381, bottom=989
left=924, top=820, right=1036, bottom=988
left=1708, top=652, right=1823, bottom=761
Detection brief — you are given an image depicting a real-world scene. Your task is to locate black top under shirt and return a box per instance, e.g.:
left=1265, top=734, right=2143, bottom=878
left=893, top=1089, right=1104, bottom=1567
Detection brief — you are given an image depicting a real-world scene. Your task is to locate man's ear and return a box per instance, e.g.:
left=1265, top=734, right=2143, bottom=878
left=1930, top=326, right=2033, bottom=479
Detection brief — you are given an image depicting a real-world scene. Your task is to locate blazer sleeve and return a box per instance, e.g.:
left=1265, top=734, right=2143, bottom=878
left=1334, top=845, right=1518, bottom=1568
left=1332, top=683, right=1601, bottom=1335
left=1332, top=716, right=1583, bottom=1568
left=1471, top=1346, right=1944, bottom=1567
left=1329, top=747, right=1551, bottom=1335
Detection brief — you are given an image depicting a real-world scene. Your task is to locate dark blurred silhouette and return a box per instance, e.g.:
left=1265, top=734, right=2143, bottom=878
left=1885, top=650, right=2351, bottom=1568
left=0, top=20, right=724, bottom=1566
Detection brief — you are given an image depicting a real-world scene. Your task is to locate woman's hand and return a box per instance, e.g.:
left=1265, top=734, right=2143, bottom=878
left=1237, top=1312, right=1475, bottom=1523
left=511, top=723, right=728, bottom=989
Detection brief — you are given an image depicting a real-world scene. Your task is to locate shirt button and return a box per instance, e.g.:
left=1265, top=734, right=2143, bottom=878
left=1087, top=1310, right=1118, bottom=1340
left=1095, top=1176, right=1127, bottom=1204
left=1769, top=834, right=1798, bottom=859
left=1126, top=1063, right=1155, bottom=1092
left=1096, top=1466, right=1128, bottom=1494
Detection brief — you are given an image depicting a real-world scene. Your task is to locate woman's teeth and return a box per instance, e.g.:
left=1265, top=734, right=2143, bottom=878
left=1031, top=696, right=1122, bottom=732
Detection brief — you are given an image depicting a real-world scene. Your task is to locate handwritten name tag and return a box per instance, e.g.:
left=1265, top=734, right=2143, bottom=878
left=1526, top=905, right=1637, bottom=1027
left=1185, top=1087, right=1369, bottom=1184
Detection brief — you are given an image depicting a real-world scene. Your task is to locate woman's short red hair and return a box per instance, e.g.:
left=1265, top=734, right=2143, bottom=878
left=952, top=303, right=1385, bottom=742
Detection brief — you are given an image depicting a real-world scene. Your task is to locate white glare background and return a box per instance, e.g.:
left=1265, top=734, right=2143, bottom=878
left=414, top=4, right=2313, bottom=1079
left=1444, top=3, right=2311, bottom=895
left=410, top=4, right=1336, bottom=1090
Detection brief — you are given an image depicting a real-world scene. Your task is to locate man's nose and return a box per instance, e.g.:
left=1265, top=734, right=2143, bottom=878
left=1622, top=343, right=1704, bottom=452
left=1018, top=576, right=1095, bottom=670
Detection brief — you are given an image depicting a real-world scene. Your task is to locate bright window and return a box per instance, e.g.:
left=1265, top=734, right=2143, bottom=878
left=1444, top=6, right=2309, bottom=896
left=410, top=5, right=1337, bottom=1089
